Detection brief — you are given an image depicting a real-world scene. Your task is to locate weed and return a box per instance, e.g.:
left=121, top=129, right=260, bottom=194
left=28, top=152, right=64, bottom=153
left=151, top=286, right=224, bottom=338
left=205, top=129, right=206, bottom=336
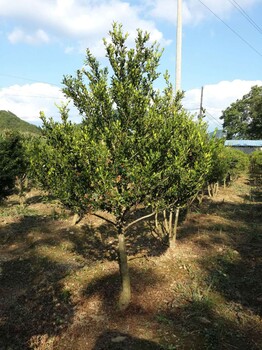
left=156, top=314, right=174, bottom=326
left=50, top=207, right=69, bottom=220
left=204, top=248, right=241, bottom=294
left=0, top=204, right=37, bottom=217
left=60, top=288, right=71, bottom=302
left=163, top=345, right=177, bottom=350
left=59, top=241, right=75, bottom=252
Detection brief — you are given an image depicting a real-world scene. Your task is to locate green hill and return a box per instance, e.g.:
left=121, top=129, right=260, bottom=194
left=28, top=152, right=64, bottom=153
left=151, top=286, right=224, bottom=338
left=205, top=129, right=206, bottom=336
left=0, top=110, right=41, bottom=135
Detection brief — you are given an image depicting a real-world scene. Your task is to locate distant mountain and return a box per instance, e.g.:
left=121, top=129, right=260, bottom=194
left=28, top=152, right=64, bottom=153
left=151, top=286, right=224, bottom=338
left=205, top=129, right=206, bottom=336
left=0, top=110, right=41, bottom=135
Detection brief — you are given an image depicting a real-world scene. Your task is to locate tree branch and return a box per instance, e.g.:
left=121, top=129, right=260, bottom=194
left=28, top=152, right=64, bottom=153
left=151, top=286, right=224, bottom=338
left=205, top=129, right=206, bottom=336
left=92, top=212, right=116, bottom=227
left=124, top=211, right=156, bottom=232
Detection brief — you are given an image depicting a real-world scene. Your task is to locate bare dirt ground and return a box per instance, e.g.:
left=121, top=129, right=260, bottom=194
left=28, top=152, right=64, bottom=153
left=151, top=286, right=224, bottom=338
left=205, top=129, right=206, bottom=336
left=0, top=176, right=261, bottom=350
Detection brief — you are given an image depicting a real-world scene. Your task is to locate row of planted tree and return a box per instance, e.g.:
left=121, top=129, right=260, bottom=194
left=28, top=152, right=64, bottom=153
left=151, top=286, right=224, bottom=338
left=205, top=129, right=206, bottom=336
left=0, top=24, right=259, bottom=310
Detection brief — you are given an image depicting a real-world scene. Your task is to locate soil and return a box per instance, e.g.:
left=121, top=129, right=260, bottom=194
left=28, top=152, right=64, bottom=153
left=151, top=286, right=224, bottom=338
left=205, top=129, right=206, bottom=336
left=0, top=176, right=261, bottom=350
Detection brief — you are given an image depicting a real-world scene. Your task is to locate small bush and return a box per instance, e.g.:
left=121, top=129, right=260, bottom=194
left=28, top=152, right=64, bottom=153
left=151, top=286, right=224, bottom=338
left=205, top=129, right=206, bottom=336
left=250, top=150, right=262, bottom=185
left=0, top=132, right=28, bottom=201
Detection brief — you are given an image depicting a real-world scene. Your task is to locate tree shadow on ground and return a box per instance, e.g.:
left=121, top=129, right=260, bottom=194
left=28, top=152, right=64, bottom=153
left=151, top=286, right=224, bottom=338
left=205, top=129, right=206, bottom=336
left=59, top=219, right=168, bottom=263
left=0, top=254, right=75, bottom=350
left=55, top=267, right=165, bottom=349
left=0, top=214, right=99, bottom=350
left=200, top=239, right=262, bottom=318
left=173, top=192, right=262, bottom=347
left=0, top=208, right=169, bottom=349
left=159, top=296, right=262, bottom=350
left=25, top=193, right=58, bottom=205
left=125, top=219, right=168, bottom=257
left=177, top=199, right=261, bottom=247
left=177, top=198, right=262, bottom=314
left=0, top=207, right=168, bottom=264
left=82, top=266, right=161, bottom=312
left=93, top=330, right=163, bottom=350
left=200, top=199, right=262, bottom=223
left=71, top=207, right=168, bottom=262
left=0, top=214, right=56, bottom=246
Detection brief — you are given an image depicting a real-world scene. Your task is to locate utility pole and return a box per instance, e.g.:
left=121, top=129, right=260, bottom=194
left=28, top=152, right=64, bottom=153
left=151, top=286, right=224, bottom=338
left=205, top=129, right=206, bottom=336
left=199, top=86, right=204, bottom=118
left=175, top=0, right=182, bottom=93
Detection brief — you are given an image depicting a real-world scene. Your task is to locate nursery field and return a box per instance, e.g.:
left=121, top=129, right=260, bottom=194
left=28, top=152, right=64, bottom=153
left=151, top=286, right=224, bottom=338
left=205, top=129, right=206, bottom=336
left=0, top=176, right=261, bottom=350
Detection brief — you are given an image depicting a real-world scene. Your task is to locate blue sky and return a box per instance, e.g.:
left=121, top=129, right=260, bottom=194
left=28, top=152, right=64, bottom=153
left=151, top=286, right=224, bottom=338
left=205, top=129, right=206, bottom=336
left=0, top=0, right=261, bottom=131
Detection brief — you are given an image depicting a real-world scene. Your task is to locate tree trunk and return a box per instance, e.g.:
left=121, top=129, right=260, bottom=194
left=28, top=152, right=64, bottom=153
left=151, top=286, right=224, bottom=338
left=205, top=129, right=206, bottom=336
left=208, top=183, right=218, bottom=197
left=168, top=209, right=173, bottom=241
left=118, top=231, right=131, bottom=311
left=207, top=184, right=211, bottom=197
left=163, top=209, right=168, bottom=233
left=17, top=175, right=28, bottom=207
left=211, top=183, right=215, bottom=197
left=170, top=207, right=180, bottom=248
left=197, top=190, right=203, bottom=204
left=155, top=211, right=159, bottom=231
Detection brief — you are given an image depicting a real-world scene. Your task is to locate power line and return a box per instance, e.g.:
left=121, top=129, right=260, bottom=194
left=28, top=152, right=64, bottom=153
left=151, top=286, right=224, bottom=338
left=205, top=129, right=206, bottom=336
left=198, top=0, right=262, bottom=58
left=227, top=0, right=262, bottom=34
left=186, top=106, right=222, bottom=128
left=205, top=110, right=222, bottom=128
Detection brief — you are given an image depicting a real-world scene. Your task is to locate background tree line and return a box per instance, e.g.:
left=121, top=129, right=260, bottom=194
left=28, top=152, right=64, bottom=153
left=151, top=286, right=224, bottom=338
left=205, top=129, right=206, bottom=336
left=220, top=85, right=262, bottom=140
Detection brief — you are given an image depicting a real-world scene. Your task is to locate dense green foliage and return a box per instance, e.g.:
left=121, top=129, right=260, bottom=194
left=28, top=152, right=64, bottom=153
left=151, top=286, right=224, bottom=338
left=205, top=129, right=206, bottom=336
left=0, top=132, right=28, bottom=200
left=30, top=24, right=213, bottom=225
left=206, top=140, right=228, bottom=186
left=29, top=23, right=214, bottom=309
left=220, top=85, right=262, bottom=140
left=205, top=142, right=249, bottom=197
left=225, top=148, right=249, bottom=181
left=0, top=110, right=40, bottom=135
left=28, top=106, right=95, bottom=215
left=250, top=150, right=262, bottom=185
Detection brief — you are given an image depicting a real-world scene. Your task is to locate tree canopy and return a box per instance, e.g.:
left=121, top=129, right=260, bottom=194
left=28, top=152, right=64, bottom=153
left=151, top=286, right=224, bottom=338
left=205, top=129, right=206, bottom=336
left=29, top=23, right=214, bottom=310
left=220, top=85, right=262, bottom=140
left=0, top=132, right=28, bottom=201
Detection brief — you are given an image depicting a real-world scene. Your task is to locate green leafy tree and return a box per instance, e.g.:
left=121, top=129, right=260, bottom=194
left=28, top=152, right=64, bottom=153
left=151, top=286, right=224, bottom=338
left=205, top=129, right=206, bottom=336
left=250, top=150, right=262, bottom=186
left=220, top=85, right=262, bottom=140
left=206, top=142, right=249, bottom=197
left=31, top=24, right=213, bottom=310
left=225, top=148, right=249, bottom=181
left=27, top=104, right=100, bottom=219
left=147, top=89, right=213, bottom=243
left=0, top=132, right=28, bottom=201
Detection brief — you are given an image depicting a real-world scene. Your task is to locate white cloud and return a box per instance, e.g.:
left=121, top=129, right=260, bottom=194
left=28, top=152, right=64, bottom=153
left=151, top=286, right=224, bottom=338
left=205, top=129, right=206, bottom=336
left=0, top=83, right=81, bottom=124
left=8, top=28, right=49, bottom=45
left=183, top=79, right=262, bottom=131
left=7, top=0, right=258, bottom=53
left=147, top=0, right=261, bottom=25
left=1, top=0, right=261, bottom=47
left=0, top=0, right=168, bottom=55
left=2, top=80, right=261, bottom=131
